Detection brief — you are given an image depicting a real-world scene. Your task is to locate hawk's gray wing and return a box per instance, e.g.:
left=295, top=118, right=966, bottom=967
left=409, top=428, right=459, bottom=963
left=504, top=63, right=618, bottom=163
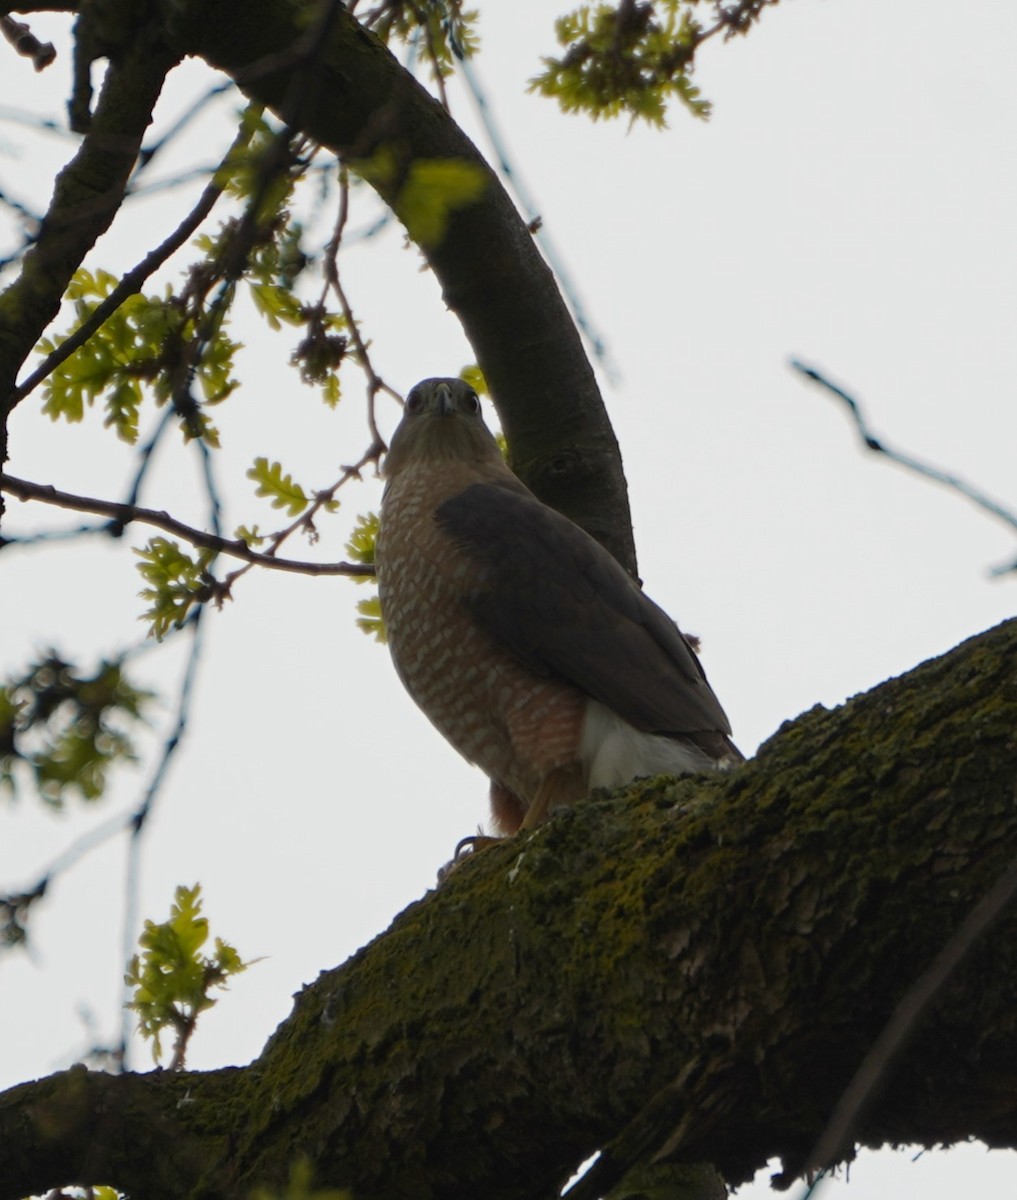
left=435, top=481, right=734, bottom=738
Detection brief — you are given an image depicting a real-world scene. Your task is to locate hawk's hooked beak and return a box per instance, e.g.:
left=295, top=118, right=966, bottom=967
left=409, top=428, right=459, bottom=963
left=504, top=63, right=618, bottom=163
left=434, top=382, right=454, bottom=416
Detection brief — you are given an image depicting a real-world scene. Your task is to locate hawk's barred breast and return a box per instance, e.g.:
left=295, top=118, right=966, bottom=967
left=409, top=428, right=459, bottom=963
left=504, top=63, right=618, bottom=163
left=377, top=457, right=586, bottom=808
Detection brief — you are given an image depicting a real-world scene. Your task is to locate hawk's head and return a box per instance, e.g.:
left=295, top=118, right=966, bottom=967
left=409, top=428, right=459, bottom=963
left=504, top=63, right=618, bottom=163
left=384, top=378, right=502, bottom=478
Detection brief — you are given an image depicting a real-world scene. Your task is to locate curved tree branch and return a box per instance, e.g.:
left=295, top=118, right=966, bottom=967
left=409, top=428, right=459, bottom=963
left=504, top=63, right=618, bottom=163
left=0, top=1, right=638, bottom=568
left=172, top=0, right=638, bottom=574
left=2, top=618, right=1015, bottom=1200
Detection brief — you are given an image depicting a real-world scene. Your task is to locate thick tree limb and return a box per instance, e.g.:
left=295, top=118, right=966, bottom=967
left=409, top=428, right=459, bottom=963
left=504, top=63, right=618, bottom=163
left=2, top=618, right=1015, bottom=1200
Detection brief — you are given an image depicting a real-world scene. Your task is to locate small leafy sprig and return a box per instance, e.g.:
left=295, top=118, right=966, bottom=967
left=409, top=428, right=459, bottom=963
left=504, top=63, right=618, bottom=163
left=125, top=883, right=251, bottom=1069
left=530, top=1, right=777, bottom=127
left=135, top=537, right=217, bottom=640
left=531, top=1, right=708, bottom=126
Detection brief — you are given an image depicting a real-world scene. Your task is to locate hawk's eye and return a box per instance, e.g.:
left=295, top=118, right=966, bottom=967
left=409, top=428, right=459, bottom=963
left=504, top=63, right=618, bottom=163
left=461, top=391, right=480, bottom=415
left=406, top=391, right=424, bottom=414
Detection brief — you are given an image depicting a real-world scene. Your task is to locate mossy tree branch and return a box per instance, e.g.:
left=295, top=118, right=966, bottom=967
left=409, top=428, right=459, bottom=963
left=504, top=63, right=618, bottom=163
left=2, top=618, right=1015, bottom=1200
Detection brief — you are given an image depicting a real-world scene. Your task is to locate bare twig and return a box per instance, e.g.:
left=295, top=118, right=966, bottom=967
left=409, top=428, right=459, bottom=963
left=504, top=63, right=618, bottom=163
left=0, top=14, right=55, bottom=71
left=791, top=360, right=1017, bottom=575
left=135, top=81, right=236, bottom=174
left=0, top=473, right=372, bottom=576
left=454, top=50, right=618, bottom=384
left=324, top=167, right=403, bottom=448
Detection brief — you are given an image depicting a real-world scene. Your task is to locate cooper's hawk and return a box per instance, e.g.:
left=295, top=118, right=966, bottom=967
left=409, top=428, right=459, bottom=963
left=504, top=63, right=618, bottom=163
left=376, top=377, right=742, bottom=837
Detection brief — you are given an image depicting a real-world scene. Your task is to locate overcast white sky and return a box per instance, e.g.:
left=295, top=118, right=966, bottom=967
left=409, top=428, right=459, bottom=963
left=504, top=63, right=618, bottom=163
left=2, top=2, right=1016, bottom=1196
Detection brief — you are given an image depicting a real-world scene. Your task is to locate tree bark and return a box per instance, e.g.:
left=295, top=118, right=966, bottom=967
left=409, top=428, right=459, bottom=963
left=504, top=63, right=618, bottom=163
left=3, top=618, right=1016, bottom=1200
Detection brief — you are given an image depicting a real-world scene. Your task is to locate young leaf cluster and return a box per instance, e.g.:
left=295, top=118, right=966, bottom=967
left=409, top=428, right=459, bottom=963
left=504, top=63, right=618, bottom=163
left=345, top=512, right=386, bottom=642
left=530, top=1, right=711, bottom=126
left=36, top=265, right=240, bottom=447
left=35, top=268, right=231, bottom=444
left=0, top=653, right=154, bottom=806
left=135, top=537, right=217, bottom=640
left=204, top=107, right=348, bottom=402
left=364, top=0, right=480, bottom=77
left=125, top=883, right=249, bottom=1068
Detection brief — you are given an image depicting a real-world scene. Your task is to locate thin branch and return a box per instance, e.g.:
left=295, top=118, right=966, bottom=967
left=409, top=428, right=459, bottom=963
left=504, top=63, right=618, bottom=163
left=122, top=406, right=175, bottom=513
left=324, top=167, right=403, bottom=448
left=454, top=50, right=618, bottom=382
left=0, top=184, right=42, bottom=228
left=791, top=359, right=1017, bottom=574
left=0, top=473, right=372, bottom=576
left=0, top=24, right=181, bottom=423
left=219, top=440, right=382, bottom=591
left=0, top=617, right=198, bottom=957
left=136, top=81, right=236, bottom=174
left=0, top=104, right=75, bottom=138
left=0, top=519, right=107, bottom=547
left=2, top=806, right=135, bottom=951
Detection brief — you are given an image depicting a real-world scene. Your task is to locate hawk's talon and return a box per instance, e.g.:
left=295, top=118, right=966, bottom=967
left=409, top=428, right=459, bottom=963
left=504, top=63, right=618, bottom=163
left=436, top=833, right=504, bottom=886
left=454, top=833, right=502, bottom=860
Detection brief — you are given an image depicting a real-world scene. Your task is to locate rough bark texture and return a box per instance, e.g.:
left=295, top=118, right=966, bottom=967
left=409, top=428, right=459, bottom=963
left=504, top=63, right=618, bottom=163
left=0, top=0, right=638, bottom=574
left=2, top=618, right=1015, bottom=1200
